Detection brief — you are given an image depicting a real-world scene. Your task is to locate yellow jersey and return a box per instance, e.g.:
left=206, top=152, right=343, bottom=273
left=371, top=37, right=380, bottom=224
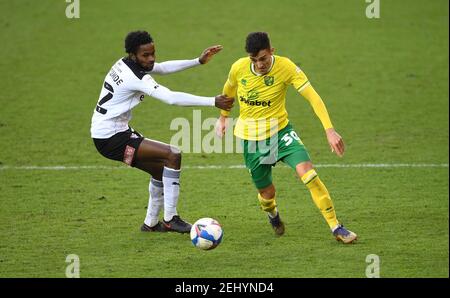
left=222, top=55, right=312, bottom=141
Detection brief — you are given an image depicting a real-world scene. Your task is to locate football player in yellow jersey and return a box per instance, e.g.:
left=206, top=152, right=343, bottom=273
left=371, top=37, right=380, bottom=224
left=215, top=32, right=357, bottom=243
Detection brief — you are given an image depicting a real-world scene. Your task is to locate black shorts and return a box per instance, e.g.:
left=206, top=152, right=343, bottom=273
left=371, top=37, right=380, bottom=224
left=93, top=128, right=144, bottom=166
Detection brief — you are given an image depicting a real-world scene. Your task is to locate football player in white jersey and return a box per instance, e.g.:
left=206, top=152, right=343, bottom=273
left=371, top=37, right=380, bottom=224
left=91, top=31, right=234, bottom=233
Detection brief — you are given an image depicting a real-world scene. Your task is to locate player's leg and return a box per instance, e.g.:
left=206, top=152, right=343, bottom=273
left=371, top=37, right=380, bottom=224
left=296, top=161, right=339, bottom=228
left=135, top=138, right=181, bottom=170
left=93, top=129, right=167, bottom=231
left=258, top=183, right=276, bottom=218
left=135, top=139, right=181, bottom=222
left=257, top=182, right=285, bottom=236
left=134, top=159, right=167, bottom=232
left=134, top=158, right=165, bottom=180
left=278, top=123, right=356, bottom=243
left=296, top=162, right=357, bottom=243
left=134, top=138, right=191, bottom=233
left=133, top=141, right=168, bottom=232
left=295, top=161, right=339, bottom=229
left=295, top=162, right=357, bottom=243
left=243, top=138, right=285, bottom=236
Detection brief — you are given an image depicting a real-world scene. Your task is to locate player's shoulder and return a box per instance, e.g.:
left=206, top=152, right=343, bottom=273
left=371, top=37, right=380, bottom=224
left=274, top=55, right=296, bottom=67
left=230, top=57, right=250, bottom=71
left=274, top=55, right=304, bottom=74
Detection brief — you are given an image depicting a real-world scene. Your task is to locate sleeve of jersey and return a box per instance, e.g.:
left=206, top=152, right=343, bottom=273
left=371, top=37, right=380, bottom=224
left=133, top=74, right=162, bottom=96
left=286, top=59, right=311, bottom=93
left=134, top=75, right=214, bottom=106
left=151, top=85, right=215, bottom=106
left=220, top=65, right=238, bottom=117
left=300, top=84, right=334, bottom=130
left=150, top=58, right=200, bottom=75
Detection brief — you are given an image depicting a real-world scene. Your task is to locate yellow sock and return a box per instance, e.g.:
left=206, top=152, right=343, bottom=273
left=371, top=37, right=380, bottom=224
left=301, top=169, right=339, bottom=229
left=257, top=194, right=278, bottom=217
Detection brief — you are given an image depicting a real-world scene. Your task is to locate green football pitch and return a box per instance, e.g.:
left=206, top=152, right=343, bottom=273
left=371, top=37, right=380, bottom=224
left=0, top=0, right=448, bottom=278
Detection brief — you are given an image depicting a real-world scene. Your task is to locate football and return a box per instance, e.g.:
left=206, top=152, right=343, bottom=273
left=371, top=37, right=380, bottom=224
left=190, top=218, right=223, bottom=250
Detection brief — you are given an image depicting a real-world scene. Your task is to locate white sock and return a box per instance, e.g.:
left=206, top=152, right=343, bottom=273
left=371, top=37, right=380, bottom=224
left=162, top=166, right=181, bottom=222
left=144, top=178, right=164, bottom=227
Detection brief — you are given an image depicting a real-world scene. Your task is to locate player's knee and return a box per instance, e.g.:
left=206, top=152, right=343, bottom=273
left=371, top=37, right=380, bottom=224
left=166, top=146, right=181, bottom=167
left=296, top=161, right=314, bottom=177
left=259, top=185, right=276, bottom=199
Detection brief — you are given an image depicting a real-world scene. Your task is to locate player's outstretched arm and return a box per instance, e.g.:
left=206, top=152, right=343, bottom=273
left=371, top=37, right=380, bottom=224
left=300, top=84, right=345, bottom=157
left=151, top=45, right=223, bottom=75
left=151, top=84, right=234, bottom=110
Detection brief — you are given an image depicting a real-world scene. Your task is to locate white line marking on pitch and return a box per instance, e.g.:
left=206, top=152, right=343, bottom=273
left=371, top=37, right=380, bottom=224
left=0, top=163, right=448, bottom=171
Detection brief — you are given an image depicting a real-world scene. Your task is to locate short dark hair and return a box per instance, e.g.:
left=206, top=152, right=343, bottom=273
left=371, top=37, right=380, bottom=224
left=125, top=30, right=153, bottom=54
left=245, top=32, right=271, bottom=55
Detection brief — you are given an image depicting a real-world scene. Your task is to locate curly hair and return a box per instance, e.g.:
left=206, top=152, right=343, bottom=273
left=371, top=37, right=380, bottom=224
left=125, top=31, right=153, bottom=54
left=245, top=32, right=271, bottom=56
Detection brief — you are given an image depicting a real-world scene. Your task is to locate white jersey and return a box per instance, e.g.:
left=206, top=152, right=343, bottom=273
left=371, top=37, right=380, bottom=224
left=90, top=57, right=215, bottom=139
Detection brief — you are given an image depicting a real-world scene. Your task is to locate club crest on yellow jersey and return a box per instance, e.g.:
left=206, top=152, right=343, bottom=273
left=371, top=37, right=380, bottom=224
left=264, top=76, right=274, bottom=86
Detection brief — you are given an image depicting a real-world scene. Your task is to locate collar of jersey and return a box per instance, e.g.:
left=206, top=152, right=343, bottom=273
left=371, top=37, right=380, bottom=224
left=123, top=57, right=149, bottom=73
left=250, top=55, right=275, bottom=76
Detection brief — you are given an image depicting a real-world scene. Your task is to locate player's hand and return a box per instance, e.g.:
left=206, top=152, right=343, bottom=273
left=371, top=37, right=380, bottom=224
left=199, top=45, right=223, bottom=64
left=214, top=95, right=234, bottom=111
left=326, top=128, right=345, bottom=157
left=215, top=115, right=229, bottom=138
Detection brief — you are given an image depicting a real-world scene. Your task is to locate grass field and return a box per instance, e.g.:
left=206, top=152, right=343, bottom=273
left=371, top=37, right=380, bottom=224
left=0, top=0, right=448, bottom=278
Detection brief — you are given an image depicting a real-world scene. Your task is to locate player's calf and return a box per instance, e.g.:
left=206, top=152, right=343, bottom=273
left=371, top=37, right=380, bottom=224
left=258, top=193, right=284, bottom=236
